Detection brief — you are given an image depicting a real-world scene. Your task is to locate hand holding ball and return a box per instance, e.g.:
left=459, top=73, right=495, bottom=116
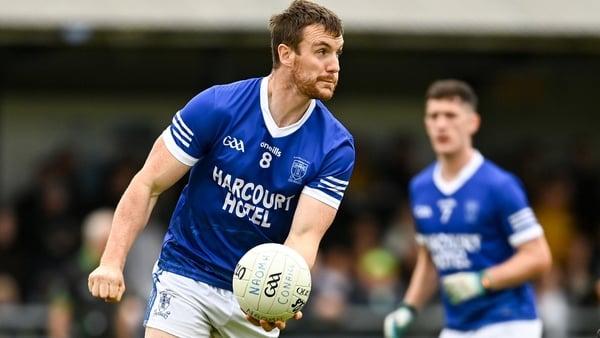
left=232, top=243, right=311, bottom=322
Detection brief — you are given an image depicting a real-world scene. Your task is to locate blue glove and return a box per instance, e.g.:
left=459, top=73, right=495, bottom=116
left=383, top=302, right=417, bottom=338
left=441, top=271, right=488, bottom=304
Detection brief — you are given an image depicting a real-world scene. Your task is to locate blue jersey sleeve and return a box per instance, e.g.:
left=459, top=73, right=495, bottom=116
left=162, top=87, right=225, bottom=166
left=302, top=137, right=355, bottom=209
left=493, top=173, right=544, bottom=247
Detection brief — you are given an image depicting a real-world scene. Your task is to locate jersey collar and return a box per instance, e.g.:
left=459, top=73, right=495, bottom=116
left=433, top=150, right=484, bottom=196
left=260, top=76, right=316, bottom=138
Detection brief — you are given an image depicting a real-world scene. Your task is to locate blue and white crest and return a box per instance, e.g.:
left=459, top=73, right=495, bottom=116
left=464, top=199, right=480, bottom=223
left=289, top=157, right=309, bottom=184
left=153, top=290, right=175, bottom=319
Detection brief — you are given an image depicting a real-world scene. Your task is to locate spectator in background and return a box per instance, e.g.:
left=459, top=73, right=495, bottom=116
left=382, top=201, right=418, bottom=289
left=355, top=247, right=401, bottom=315
left=14, top=149, right=83, bottom=302
left=0, top=273, right=20, bottom=305
left=384, top=79, right=552, bottom=338
left=0, top=273, right=22, bottom=338
left=0, top=205, right=27, bottom=301
left=566, top=235, right=595, bottom=304
left=530, top=172, right=573, bottom=338
left=532, top=172, right=575, bottom=271
left=565, top=137, right=600, bottom=305
left=116, top=218, right=165, bottom=338
left=308, top=243, right=354, bottom=324
left=349, top=213, right=402, bottom=313
left=47, top=208, right=139, bottom=338
left=536, top=267, right=569, bottom=338
left=567, top=137, right=600, bottom=240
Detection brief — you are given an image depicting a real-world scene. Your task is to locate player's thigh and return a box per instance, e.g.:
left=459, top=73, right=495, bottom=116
left=214, top=303, right=280, bottom=338
left=145, top=327, right=179, bottom=338
left=144, top=265, right=279, bottom=338
left=144, top=267, right=213, bottom=337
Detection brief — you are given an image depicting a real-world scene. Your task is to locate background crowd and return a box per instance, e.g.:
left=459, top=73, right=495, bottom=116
left=1, top=126, right=599, bottom=337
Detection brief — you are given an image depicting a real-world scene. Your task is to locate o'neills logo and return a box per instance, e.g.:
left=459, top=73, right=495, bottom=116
left=260, top=141, right=282, bottom=157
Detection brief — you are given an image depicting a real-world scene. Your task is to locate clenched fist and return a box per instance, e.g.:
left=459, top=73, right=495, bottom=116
left=88, top=265, right=126, bottom=302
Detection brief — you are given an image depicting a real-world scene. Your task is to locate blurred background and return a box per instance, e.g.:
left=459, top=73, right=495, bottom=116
left=1, top=0, right=599, bottom=337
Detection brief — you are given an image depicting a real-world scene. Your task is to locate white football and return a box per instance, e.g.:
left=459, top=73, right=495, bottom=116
left=232, top=243, right=312, bottom=322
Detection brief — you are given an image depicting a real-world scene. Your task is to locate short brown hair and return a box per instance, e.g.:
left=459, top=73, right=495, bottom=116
left=269, top=0, right=343, bottom=68
left=426, top=79, right=478, bottom=110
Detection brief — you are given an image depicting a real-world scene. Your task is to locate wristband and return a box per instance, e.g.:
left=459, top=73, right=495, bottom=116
left=384, top=302, right=417, bottom=338
left=401, top=302, right=418, bottom=316
left=480, top=270, right=493, bottom=290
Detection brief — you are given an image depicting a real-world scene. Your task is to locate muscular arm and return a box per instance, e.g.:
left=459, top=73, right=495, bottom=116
left=403, top=245, right=439, bottom=309
left=88, top=136, right=190, bottom=301
left=284, top=193, right=337, bottom=270
left=484, top=236, right=552, bottom=290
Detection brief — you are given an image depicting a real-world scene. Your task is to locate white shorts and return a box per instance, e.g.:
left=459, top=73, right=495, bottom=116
left=144, top=264, right=280, bottom=338
left=440, top=319, right=542, bottom=338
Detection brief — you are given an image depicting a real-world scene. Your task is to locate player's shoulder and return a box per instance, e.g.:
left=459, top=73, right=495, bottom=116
left=478, top=158, right=521, bottom=187
left=210, top=77, right=262, bottom=95
left=192, top=77, right=262, bottom=116
left=186, top=77, right=261, bottom=106
left=409, top=162, right=436, bottom=189
left=313, top=100, right=354, bottom=142
left=408, top=156, right=521, bottom=190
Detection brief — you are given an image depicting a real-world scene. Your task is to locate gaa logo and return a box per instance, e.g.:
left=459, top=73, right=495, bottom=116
left=263, top=272, right=282, bottom=297
left=223, top=136, right=245, bottom=153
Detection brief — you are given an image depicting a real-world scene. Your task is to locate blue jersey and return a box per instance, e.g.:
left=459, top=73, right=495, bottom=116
left=157, top=76, right=355, bottom=290
left=409, top=151, right=543, bottom=331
